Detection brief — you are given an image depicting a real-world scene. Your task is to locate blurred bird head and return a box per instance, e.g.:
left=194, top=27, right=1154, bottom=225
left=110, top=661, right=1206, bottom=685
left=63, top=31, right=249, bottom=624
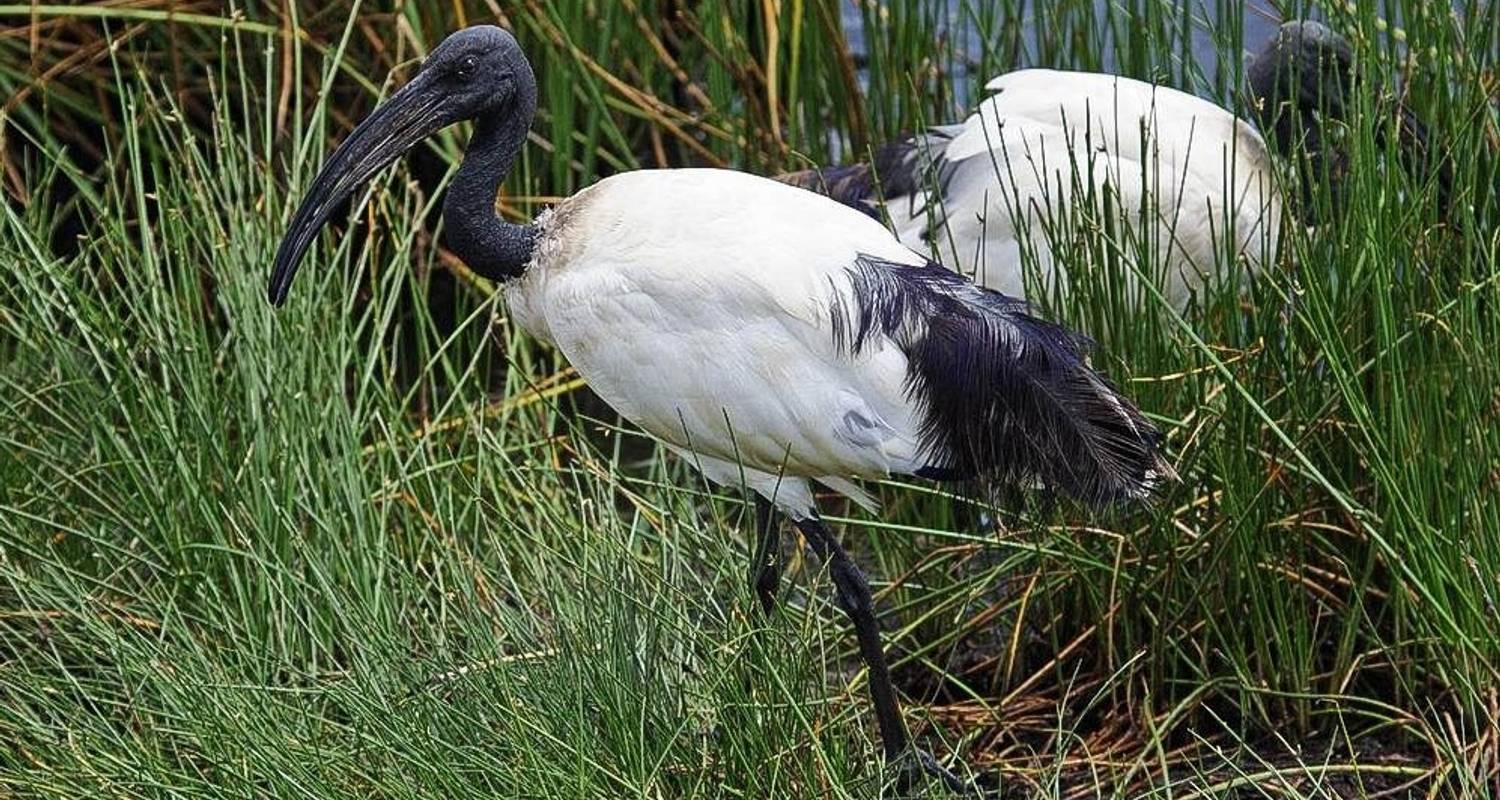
left=1247, top=20, right=1449, bottom=222
left=1248, top=20, right=1357, bottom=124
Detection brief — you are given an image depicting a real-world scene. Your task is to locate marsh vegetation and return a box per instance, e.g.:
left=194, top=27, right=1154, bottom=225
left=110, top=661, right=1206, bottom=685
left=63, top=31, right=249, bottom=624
left=1, top=1, right=1497, bottom=796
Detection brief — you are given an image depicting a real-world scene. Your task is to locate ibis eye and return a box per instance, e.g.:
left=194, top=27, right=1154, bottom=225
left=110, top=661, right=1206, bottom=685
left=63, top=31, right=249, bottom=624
left=456, top=55, right=477, bottom=79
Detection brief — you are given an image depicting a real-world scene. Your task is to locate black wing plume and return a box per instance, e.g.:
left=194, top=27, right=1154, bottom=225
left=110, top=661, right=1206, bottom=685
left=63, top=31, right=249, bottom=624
left=828, top=255, right=1170, bottom=505
left=777, top=126, right=963, bottom=221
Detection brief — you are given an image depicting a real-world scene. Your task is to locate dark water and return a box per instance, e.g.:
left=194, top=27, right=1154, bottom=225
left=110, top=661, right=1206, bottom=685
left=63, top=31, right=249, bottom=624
left=841, top=1, right=1286, bottom=106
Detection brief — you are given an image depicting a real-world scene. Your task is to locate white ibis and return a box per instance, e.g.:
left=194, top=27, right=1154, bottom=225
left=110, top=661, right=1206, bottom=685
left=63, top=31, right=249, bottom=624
left=781, top=21, right=1437, bottom=310
left=268, top=25, right=1168, bottom=791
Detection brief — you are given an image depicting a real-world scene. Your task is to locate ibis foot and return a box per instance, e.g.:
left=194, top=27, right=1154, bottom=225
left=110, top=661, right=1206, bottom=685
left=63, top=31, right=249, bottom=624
left=890, top=746, right=979, bottom=797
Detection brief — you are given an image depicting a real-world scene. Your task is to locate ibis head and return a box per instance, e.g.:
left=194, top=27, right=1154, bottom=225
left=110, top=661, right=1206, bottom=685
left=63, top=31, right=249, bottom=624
left=269, top=25, right=537, bottom=306
left=1248, top=20, right=1356, bottom=122
left=1247, top=20, right=1446, bottom=218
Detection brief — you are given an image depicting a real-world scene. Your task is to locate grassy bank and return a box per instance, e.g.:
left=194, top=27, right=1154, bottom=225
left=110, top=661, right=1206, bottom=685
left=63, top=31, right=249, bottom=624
left=2, top=1, right=1498, bottom=796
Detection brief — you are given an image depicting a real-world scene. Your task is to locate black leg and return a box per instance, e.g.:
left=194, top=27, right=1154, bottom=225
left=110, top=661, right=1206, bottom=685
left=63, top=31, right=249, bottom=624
left=749, top=496, right=781, bottom=615
left=794, top=514, right=974, bottom=796
left=794, top=515, right=909, bottom=759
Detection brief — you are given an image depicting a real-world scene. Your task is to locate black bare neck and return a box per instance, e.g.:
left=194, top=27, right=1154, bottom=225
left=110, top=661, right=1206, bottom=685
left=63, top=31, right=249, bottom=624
left=443, top=75, right=539, bottom=281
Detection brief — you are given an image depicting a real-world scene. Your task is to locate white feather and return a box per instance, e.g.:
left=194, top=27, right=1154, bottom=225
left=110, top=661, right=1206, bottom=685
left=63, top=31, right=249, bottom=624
left=890, top=69, right=1282, bottom=310
left=511, top=169, right=931, bottom=518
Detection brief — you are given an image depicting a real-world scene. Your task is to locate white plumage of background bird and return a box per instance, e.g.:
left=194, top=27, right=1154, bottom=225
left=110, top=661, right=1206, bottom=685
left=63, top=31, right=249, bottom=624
left=783, top=70, right=1281, bottom=311
left=268, top=25, right=1168, bottom=792
left=780, top=21, right=1410, bottom=312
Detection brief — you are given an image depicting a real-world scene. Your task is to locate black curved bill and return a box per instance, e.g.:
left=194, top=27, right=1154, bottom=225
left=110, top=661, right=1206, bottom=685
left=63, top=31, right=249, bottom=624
left=268, top=73, right=445, bottom=306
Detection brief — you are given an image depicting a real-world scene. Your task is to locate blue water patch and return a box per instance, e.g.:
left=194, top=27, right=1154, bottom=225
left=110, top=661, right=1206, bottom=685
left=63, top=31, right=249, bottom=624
left=840, top=0, right=1287, bottom=108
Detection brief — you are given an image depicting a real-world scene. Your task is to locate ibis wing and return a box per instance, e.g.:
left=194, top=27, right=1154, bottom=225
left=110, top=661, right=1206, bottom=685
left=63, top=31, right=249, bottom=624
left=943, top=70, right=1280, bottom=300
left=825, top=254, right=1169, bottom=504
left=787, top=70, right=1282, bottom=306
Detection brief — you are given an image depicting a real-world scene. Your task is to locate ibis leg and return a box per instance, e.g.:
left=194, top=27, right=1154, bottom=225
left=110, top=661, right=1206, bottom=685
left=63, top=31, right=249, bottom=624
left=793, top=515, right=973, bottom=795
left=749, top=496, right=781, bottom=615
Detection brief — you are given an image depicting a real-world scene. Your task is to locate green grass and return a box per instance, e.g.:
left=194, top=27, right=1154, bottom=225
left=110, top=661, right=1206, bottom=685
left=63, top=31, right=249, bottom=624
left=2, top=1, right=1498, bottom=797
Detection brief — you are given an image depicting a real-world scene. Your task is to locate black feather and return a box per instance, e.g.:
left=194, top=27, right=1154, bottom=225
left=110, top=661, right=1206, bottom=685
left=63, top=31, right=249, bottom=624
left=828, top=255, right=1168, bottom=505
left=777, top=162, right=885, bottom=220
left=777, top=127, right=962, bottom=222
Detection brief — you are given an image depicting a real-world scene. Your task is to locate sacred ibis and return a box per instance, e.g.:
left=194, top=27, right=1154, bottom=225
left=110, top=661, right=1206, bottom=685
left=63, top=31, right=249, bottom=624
left=782, top=20, right=1439, bottom=310
left=268, top=25, right=1168, bottom=791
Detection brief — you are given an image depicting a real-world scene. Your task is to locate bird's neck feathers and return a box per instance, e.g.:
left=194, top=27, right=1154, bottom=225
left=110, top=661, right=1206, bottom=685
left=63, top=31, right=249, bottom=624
left=443, top=78, right=539, bottom=282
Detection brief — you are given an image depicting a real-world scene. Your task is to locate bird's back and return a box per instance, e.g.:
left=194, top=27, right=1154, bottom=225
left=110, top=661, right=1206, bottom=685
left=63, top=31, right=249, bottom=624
left=956, top=69, right=1271, bottom=170
left=520, top=169, right=923, bottom=324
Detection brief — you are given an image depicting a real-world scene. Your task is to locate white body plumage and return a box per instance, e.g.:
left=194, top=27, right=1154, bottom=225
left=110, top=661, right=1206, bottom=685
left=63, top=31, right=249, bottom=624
left=511, top=170, right=929, bottom=517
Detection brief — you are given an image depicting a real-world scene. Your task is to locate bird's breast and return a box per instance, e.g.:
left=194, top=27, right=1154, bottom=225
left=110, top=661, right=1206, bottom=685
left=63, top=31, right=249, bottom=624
left=504, top=187, right=608, bottom=344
